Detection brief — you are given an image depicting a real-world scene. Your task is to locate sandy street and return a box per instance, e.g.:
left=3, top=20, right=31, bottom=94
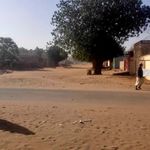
left=0, top=64, right=150, bottom=150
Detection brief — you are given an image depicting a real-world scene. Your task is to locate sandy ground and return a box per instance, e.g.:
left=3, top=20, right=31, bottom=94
left=0, top=63, right=149, bottom=91
left=0, top=63, right=150, bottom=150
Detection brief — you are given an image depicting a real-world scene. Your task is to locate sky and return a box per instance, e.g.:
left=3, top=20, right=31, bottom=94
left=124, top=0, right=150, bottom=50
left=0, top=0, right=59, bottom=49
left=0, top=0, right=150, bottom=50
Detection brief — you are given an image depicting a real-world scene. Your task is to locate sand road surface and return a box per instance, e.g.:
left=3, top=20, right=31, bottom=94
left=0, top=64, right=150, bottom=150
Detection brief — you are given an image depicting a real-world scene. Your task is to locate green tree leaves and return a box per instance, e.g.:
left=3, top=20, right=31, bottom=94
left=47, top=46, right=68, bottom=67
left=51, top=0, right=150, bottom=74
left=0, top=37, right=19, bottom=69
left=52, top=0, right=150, bottom=56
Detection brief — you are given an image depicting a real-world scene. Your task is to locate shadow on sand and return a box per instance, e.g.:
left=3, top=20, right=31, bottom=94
left=64, top=66, right=88, bottom=69
left=0, top=119, right=35, bottom=135
left=113, top=71, right=130, bottom=76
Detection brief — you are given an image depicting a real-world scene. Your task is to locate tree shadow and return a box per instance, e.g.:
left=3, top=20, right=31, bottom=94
left=0, top=119, right=35, bottom=135
left=0, top=69, right=13, bottom=75
left=113, top=71, right=130, bottom=76
left=15, top=68, right=51, bottom=72
left=64, top=66, right=88, bottom=69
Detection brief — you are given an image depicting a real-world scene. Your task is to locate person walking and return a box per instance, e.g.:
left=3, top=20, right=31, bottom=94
left=135, top=63, right=144, bottom=90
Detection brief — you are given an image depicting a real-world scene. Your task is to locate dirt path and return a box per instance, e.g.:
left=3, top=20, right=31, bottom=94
left=0, top=88, right=150, bottom=105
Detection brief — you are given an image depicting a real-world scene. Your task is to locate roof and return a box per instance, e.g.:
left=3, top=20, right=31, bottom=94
left=134, top=40, right=150, bottom=46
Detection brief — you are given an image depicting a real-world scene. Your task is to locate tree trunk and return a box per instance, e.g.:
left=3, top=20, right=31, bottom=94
left=92, top=59, right=103, bottom=75
left=109, top=59, right=113, bottom=70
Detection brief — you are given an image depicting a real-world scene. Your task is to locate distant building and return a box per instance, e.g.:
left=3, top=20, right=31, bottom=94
left=133, top=40, right=150, bottom=80
left=134, top=40, right=150, bottom=69
left=113, top=40, right=150, bottom=80
left=113, top=53, right=133, bottom=72
left=113, top=56, right=124, bottom=70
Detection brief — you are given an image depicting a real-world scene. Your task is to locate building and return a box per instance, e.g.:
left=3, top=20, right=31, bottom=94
left=131, top=40, right=150, bottom=80
left=113, top=53, right=133, bottom=72
left=113, top=40, right=150, bottom=80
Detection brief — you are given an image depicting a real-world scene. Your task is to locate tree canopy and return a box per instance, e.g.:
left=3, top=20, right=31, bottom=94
left=0, top=37, right=19, bottom=69
left=47, top=45, right=68, bottom=67
left=52, top=0, right=150, bottom=74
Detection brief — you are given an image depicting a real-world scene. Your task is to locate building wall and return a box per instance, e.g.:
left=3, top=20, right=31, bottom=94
left=134, top=40, right=150, bottom=72
left=140, top=55, right=150, bottom=80
left=113, top=56, right=124, bottom=69
left=129, top=40, right=150, bottom=75
left=113, top=40, right=150, bottom=77
left=129, top=57, right=135, bottom=75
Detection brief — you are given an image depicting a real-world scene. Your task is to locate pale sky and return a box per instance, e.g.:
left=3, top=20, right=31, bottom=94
left=0, top=0, right=59, bottom=49
left=0, top=0, right=150, bottom=50
left=124, top=0, right=150, bottom=50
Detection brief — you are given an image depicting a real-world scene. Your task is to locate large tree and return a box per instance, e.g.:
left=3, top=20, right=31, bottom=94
left=52, top=0, right=150, bottom=74
left=0, top=37, right=19, bottom=69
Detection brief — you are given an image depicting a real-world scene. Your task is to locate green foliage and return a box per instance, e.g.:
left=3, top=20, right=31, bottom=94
left=34, top=47, right=47, bottom=67
left=0, top=37, right=19, bottom=69
left=52, top=0, right=150, bottom=61
left=72, top=49, right=90, bottom=61
left=47, top=45, right=68, bottom=67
